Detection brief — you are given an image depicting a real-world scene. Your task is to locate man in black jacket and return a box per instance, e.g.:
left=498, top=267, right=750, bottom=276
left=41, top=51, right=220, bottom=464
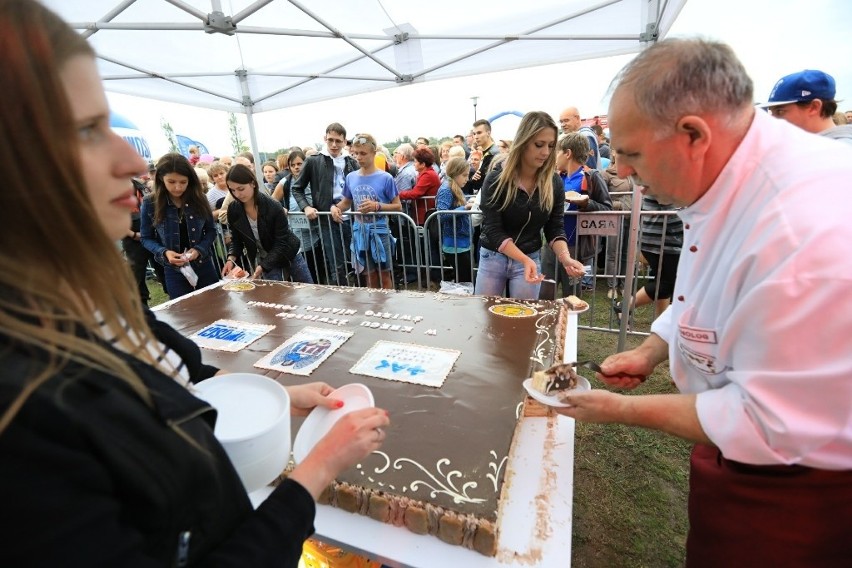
left=291, top=123, right=358, bottom=286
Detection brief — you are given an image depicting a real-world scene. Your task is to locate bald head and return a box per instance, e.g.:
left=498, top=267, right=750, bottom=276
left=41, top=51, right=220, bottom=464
left=559, top=106, right=582, bottom=133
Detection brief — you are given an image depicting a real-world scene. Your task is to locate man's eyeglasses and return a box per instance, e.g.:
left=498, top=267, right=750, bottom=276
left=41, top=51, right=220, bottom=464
left=326, top=138, right=345, bottom=146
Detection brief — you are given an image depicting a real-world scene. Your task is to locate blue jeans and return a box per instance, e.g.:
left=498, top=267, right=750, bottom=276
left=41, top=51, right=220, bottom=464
left=262, top=253, right=314, bottom=284
left=474, top=247, right=542, bottom=300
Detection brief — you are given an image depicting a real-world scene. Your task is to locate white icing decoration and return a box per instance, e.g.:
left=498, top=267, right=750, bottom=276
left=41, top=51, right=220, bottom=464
left=529, top=308, right=560, bottom=367
left=369, top=450, right=506, bottom=503
left=486, top=450, right=508, bottom=492
left=394, top=457, right=485, bottom=504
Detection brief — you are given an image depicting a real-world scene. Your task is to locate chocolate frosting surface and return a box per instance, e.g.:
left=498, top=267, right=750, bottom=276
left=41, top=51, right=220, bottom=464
left=154, top=282, right=563, bottom=522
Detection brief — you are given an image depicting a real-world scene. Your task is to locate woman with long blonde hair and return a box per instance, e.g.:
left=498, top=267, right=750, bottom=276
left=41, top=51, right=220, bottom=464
left=474, top=111, right=585, bottom=299
left=0, top=2, right=388, bottom=565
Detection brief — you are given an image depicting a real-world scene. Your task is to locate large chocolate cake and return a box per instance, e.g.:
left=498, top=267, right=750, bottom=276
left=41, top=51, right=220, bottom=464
left=154, top=282, right=566, bottom=556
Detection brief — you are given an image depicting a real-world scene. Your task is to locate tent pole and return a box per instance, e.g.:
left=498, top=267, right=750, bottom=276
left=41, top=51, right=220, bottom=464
left=237, top=69, right=262, bottom=179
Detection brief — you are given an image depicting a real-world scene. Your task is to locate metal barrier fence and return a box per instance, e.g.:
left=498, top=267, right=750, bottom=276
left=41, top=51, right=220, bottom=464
left=139, top=197, right=679, bottom=352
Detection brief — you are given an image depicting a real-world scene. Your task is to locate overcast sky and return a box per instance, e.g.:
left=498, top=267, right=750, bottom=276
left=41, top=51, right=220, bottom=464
left=107, top=0, right=852, bottom=158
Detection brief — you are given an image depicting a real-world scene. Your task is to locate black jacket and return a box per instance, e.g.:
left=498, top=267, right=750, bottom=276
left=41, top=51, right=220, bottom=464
left=479, top=170, right=568, bottom=255
left=0, top=308, right=315, bottom=566
left=291, top=153, right=357, bottom=213
left=227, top=192, right=301, bottom=272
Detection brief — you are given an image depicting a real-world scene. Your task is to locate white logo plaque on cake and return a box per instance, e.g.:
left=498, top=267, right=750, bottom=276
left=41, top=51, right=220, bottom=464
left=190, top=319, right=275, bottom=352
left=350, top=340, right=460, bottom=388
left=254, top=326, right=353, bottom=376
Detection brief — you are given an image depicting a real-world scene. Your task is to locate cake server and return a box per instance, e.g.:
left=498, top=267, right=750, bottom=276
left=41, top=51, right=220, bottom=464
left=564, top=360, right=647, bottom=382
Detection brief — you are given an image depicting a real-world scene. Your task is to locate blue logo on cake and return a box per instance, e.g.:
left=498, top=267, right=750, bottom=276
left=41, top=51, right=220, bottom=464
left=375, top=360, right=425, bottom=376
left=271, top=339, right=332, bottom=370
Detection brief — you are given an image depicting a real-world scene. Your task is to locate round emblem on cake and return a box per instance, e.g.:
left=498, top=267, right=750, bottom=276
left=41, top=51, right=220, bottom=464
left=222, top=281, right=256, bottom=292
left=488, top=304, right=538, bottom=318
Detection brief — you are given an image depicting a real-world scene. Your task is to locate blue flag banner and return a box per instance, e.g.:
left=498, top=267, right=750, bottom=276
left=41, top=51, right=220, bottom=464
left=175, top=134, right=209, bottom=158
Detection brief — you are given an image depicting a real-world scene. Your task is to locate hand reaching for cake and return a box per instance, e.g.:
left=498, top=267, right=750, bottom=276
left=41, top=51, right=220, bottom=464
left=289, top=407, right=390, bottom=501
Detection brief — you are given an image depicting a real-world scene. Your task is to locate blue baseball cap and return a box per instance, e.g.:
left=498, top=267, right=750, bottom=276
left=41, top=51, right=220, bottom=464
left=760, top=70, right=836, bottom=108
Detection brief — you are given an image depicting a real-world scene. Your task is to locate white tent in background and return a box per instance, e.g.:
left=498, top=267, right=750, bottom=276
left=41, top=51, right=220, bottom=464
left=41, top=0, right=687, bottom=153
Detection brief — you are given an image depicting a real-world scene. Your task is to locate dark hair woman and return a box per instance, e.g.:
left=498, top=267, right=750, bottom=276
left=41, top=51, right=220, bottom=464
left=222, top=164, right=313, bottom=283
left=0, top=2, right=388, bottom=565
left=140, top=152, right=220, bottom=299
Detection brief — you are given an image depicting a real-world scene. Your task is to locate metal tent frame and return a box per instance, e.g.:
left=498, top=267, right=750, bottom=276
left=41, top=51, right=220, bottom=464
left=43, top=0, right=686, bottom=155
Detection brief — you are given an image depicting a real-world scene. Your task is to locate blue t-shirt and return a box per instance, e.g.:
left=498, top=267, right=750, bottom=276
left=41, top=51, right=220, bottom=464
left=343, top=170, right=398, bottom=228
left=562, top=167, right=585, bottom=246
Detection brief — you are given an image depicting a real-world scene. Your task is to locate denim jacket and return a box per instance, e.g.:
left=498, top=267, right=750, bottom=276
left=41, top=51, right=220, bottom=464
left=140, top=196, right=216, bottom=267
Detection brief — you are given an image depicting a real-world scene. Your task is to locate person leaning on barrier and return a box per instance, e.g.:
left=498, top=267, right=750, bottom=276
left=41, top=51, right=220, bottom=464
left=541, top=131, right=612, bottom=296
left=290, top=122, right=358, bottom=286
left=0, top=2, right=389, bottom=565
left=613, top=194, right=683, bottom=322
left=332, top=133, right=402, bottom=290
left=436, top=157, right=474, bottom=283
left=557, top=38, right=852, bottom=567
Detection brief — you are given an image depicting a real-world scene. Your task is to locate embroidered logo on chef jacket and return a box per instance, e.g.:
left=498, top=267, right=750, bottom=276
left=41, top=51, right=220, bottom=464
left=679, top=325, right=717, bottom=344
left=677, top=310, right=724, bottom=375
left=677, top=342, right=722, bottom=375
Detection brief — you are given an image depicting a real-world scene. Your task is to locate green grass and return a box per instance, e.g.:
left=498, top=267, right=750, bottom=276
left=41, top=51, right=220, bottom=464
left=147, top=279, right=169, bottom=306
left=572, top=330, right=689, bottom=567
left=149, top=280, right=690, bottom=566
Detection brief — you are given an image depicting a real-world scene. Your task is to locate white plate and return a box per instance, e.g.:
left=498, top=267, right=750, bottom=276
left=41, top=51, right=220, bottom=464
left=193, top=373, right=289, bottom=442
left=562, top=300, right=590, bottom=315
left=523, top=376, right=591, bottom=408
left=292, top=383, right=375, bottom=463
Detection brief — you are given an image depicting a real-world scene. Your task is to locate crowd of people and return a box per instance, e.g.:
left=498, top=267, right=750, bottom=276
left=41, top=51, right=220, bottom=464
left=133, top=106, right=623, bottom=303
left=2, top=1, right=851, bottom=566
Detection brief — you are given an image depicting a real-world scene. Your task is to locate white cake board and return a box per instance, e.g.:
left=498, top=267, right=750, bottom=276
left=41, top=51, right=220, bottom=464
left=251, top=312, right=580, bottom=567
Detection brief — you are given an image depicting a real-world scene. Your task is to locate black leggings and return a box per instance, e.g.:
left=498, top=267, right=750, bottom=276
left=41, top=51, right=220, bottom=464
left=641, top=250, right=680, bottom=300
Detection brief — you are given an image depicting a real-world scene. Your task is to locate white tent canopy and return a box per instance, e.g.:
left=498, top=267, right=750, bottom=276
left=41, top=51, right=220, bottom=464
left=42, top=0, right=686, bottom=152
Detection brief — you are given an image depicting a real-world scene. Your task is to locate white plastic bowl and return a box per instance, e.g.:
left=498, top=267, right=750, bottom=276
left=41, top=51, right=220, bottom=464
left=193, top=373, right=291, bottom=493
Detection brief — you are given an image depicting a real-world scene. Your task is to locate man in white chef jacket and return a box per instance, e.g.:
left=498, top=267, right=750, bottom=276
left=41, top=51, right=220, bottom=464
left=558, top=38, right=852, bottom=567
